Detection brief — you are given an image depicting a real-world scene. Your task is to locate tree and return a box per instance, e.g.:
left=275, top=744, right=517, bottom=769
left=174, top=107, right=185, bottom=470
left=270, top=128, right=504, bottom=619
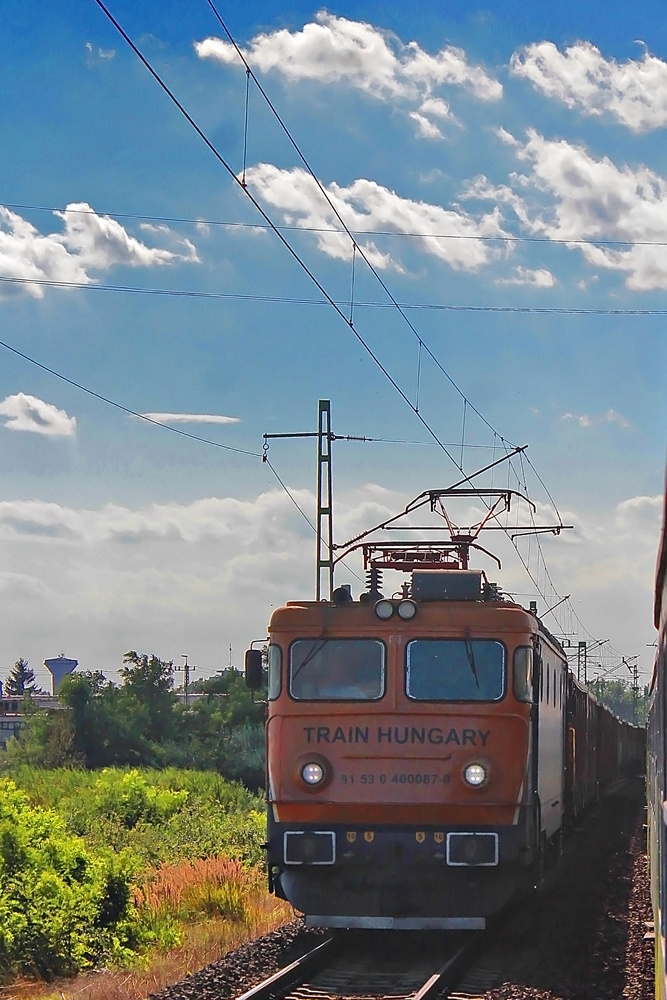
left=171, top=670, right=266, bottom=787
left=120, top=651, right=177, bottom=743
left=59, top=671, right=152, bottom=768
left=4, top=658, right=39, bottom=696
left=190, top=669, right=265, bottom=727
left=589, top=677, right=648, bottom=726
left=7, top=669, right=162, bottom=771
left=5, top=707, right=79, bottom=769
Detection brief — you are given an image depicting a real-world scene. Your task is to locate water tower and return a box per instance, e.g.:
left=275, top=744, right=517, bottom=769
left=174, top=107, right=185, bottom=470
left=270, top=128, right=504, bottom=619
left=43, top=654, right=78, bottom=695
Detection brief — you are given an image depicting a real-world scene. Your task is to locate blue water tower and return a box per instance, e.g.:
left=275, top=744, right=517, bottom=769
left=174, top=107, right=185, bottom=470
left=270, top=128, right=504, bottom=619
left=43, top=655, right=78, bottom=695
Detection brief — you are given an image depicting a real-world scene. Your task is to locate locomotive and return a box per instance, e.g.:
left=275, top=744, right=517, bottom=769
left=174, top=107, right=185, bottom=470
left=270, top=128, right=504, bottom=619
left=247, top=483, right=644, bottom=930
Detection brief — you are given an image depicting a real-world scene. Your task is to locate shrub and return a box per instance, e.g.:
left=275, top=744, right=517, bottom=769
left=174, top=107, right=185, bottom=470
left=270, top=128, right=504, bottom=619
left=91, top=769, right=188, bottom=829
left=0, top=780, right=142, bottom=979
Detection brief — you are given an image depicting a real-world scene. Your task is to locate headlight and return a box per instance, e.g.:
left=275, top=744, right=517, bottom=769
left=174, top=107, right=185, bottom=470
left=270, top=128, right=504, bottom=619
left=294, top=753, right=332, bottom=792
left=374, top=599, right=394, bottom=620
left=397, top=599, right=417, bottom=620
left=463, top=762, right=488, bottom=787
left=301, top=762, right=325, bottom=785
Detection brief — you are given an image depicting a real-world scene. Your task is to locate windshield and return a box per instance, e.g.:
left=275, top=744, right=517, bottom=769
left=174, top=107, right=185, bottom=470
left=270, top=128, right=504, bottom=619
left=289, top=638, right=385, bottom=701
left=406, top=639, right=505, bottom=701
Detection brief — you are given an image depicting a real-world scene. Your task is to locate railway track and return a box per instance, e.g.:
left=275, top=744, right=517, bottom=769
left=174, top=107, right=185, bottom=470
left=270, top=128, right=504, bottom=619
left=235, top=929, right=498, bottom=1000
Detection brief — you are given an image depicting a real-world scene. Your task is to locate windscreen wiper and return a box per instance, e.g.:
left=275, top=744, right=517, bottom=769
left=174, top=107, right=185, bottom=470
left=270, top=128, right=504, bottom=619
left=291, top=637, right=330, bottom=681
left=463, top=635, right=481, bottom=689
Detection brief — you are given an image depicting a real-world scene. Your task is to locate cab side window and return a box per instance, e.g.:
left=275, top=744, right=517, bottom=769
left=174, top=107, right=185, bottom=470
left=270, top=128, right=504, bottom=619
left=267, top=644, right=282, bottom=700
left=513, top=646, right=533, bottom=703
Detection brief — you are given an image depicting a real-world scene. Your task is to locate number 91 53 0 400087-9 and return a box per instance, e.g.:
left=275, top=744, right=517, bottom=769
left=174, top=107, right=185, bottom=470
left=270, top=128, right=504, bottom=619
left=338, top=772, right=451, bottom=785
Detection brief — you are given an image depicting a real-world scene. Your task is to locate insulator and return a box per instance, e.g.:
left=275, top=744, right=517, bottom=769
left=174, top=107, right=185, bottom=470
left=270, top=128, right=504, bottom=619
left=366, top=565, right=383, bottom=595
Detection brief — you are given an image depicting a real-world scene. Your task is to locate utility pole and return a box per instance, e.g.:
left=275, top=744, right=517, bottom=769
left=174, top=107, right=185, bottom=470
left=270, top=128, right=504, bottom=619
left=262, top=400, right=379, bottom=601
left=262, top=399, right=335, bottom=601
left=623, top=656, right=640, bottom=724
left=577, top=641, right=587, bottom=684
left=574, top=638, right=608, bottom=685
left=174, top=654, right=197, bottom=707
left=316, top=400, right=334, bottom=601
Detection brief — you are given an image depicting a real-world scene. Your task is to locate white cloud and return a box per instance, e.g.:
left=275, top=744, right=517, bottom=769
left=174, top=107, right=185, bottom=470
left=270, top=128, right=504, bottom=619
left=0, top=485, right=657, bottom=686
left=465, top=130, right=667, bottom=290
left=614, top=494, right=663, bottom=532
left=409, top=99, right=460, bottom=139
left=195, top=12, right=501, bottom=140
left=577, top=275, right=599, bottom=290
left=419, top=97, right=456, bottom=120
left=511, top=41, right=667, bottom=132
left=54, top=203, right=193, bottom=269
left=0, top=204, right=198, bottom=300
left=409, top=112, right=445, bottom=140
left=140, top=412, right=241, bottom=425
left=0, top=206, right=93, bottom=298
left=0, top=394, right=76, bottom=437
left=139, top=223, right=200, bottom=261
left=500, top=494, right=659, bottom=677
left=0, top=486, right=402, bottom=550
left=496, top=266, right=556, bottom=287
left=244, top=163, right=510, bottom=271
left=85, top=41, right=116, bottom=65
left=494, top=126, right=521, bottom=149
left=561, top=409, right=631, bottom=429
left=0, top=488, right=319, bottom=685
left=0, top=492, right=314, bottom=546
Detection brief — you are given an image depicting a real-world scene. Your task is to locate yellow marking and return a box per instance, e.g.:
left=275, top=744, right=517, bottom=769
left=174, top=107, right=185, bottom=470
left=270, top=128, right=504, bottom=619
left=364, top=831, right=374, bottom=843
left=416, top=831, right=426, bottom=843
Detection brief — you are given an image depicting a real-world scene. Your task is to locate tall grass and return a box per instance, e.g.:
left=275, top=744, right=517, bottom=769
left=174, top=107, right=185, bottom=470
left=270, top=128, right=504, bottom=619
left=1, top=856, right=294, bottom=1000
left=137, top=856, right=252, bottom=920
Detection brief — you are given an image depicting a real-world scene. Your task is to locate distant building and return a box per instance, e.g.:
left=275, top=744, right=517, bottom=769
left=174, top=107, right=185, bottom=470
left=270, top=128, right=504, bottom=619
left=43, top=655, right=78, bottom=695
left=0, top=693, right=61, bottom=749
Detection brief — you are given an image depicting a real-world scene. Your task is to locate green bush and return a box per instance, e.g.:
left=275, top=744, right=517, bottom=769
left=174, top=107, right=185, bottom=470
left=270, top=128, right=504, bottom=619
left=7, top=767, right=267, bottom=868
left=0, top=767, right=269, bottom=980
left=0, top=780, right=143, bottom=979
left=91, top=769, right=189, bottom=829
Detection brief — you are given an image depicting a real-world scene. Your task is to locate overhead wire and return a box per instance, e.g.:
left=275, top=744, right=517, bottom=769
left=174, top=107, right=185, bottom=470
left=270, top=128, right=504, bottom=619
left=5, top=274, right=667, bottom=315
left=91, top=1, right=578, bottom=607
left=263, top=458, right=365, bottom=586
left=8, top=201, right=667, bottom=248
left=81, top=3, right=634, bottom=662
left=0, top=337, right=261, bottom=457
left=198, top=6, right=644, bottom=659
left=93, top=0, right=466, bottom=476
left=204, top=0, right=534, bottom=457
left=0, top=334, right=350, bottom=576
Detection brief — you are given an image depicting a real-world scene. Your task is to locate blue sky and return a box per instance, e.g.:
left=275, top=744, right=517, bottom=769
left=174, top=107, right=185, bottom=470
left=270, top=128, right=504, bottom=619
left=1, top=0, right=665, bottom=690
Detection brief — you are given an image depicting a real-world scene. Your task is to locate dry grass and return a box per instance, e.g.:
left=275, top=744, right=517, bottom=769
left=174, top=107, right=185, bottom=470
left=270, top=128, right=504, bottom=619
left=0, top=858, right=294, bottom=1000
left=136, top=856, right=255, bottom=921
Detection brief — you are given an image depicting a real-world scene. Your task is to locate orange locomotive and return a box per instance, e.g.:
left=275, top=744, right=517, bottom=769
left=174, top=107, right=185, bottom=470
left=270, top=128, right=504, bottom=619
left=246, top=491, right=643, bottom=930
